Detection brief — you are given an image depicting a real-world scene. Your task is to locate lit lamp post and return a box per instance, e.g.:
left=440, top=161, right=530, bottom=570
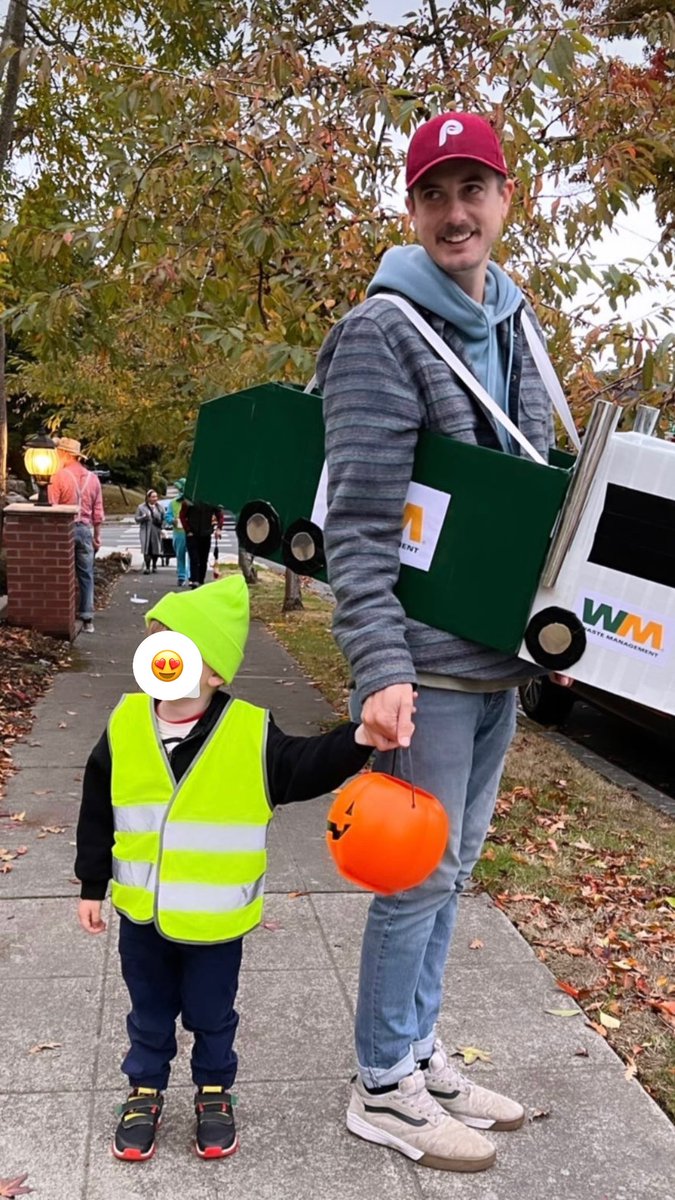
left=23, top=430, right=59, bottom=506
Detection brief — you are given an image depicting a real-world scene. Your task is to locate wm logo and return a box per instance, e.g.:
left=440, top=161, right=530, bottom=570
left=402, top=503, right=424, bottom=543
left=582, top=598, right=664, bottom=651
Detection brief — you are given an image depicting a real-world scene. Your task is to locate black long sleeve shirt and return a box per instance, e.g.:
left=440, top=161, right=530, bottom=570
left=75, top=690, right=371, bottom=900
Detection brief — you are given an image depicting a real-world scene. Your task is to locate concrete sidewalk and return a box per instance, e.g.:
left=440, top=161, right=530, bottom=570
left=1, top=572, right=673, bottom=1200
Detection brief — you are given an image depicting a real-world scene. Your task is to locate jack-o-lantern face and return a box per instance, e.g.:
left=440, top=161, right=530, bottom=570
left=151, top=650, right=184, bottom=683
left=327, top=799, right=355, bottom=841
left=326, top=772, right=448, bottom=895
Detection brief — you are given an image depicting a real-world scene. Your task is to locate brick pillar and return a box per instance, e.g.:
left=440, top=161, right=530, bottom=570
left=3, top=503, right=79, bottom=639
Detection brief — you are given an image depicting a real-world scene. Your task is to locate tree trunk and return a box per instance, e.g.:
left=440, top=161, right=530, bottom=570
left=282, top=567, right=304, bottom=612
left=238, top=545, right=258, bottom=585
left=0, top=325, right=6, bottom=497
left=0, top=0, right=27, bottom=178
left=0, top=0, right=28, bottom=499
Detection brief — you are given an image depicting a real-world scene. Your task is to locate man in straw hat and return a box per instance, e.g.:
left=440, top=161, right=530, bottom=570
left=49, top=436, right=105, bottom=633
left=316, top=111, right=573, bottom=1173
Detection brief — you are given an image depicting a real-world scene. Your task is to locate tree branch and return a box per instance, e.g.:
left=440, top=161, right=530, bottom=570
left=427, top=0, right=451, bottom=78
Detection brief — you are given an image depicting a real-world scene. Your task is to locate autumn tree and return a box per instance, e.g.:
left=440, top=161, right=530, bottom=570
left=2, top=0, right=675, bottom=487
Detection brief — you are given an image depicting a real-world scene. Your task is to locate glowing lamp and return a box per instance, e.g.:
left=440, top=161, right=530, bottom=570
left=23, top=431, right=59, bottom=506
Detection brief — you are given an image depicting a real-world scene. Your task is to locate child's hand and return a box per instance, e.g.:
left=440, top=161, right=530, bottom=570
left=78, top=900, right=107, bottom=935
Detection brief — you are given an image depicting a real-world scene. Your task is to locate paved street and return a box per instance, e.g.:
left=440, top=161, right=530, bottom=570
left=1, top=570, right=673, bottom=1200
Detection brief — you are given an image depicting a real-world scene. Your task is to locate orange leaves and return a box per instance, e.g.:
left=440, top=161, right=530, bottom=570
left=0, top=1175, right=33, bottom=1198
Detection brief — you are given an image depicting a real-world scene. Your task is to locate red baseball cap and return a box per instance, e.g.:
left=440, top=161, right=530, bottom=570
left=406, top=112, right=508, bottom=190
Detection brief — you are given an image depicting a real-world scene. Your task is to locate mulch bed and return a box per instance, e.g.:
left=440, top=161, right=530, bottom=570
left=0, top=553, right=130, bottom=801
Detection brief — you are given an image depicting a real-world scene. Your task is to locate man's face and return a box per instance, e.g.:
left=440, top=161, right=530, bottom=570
left=406, top=159, right=514, bottom=298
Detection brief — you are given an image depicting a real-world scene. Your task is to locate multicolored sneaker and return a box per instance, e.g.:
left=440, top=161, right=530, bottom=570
left=424, top=1041, right=525, bottom=1131
left=112, top=1087, right=164, bottom=1161
left=194, top=1086, right=238, bottom=1159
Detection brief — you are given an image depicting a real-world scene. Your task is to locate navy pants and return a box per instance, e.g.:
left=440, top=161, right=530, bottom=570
left=119, top=916, right=242, bottom=1091
left=187, top=534, right=211, bottom=585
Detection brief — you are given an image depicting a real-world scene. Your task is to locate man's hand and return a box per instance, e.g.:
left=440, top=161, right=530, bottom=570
left=550, top=673, right=573, bottom=687
left=361, top=684, right=416, bottom=752
left=93, top=536, right=101, bottom=551
left=78, top=900, right=107, bottom=934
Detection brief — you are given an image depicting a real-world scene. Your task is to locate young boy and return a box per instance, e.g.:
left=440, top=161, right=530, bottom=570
left=75, top=575, right=375, bottom=1162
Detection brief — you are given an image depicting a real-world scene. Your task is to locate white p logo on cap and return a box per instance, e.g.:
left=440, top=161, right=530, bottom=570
left=439, top=118, right=464, bottom=145
left=133, top=631, right=203, bottom=700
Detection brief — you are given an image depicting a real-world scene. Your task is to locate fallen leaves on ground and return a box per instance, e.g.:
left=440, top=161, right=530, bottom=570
left=0, top=625, right=70, bottom=804
left=599, top=1011, right=621, bottom=1030
left=469, top=938, right=484, bottom=950
left=0, top=556, right=128, bottom=822
left=454, top=1046, right=492, bottom=1065
left=28, top=1042, right=62, bottom=1054
left=545, top=1008, right=581, bottom=1018
left=0, top=1174, right=33, bottom=1197
left=479, top=756, right=675, bottom=1120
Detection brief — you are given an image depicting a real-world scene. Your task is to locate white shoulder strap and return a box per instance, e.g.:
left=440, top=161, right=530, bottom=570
left=376, top=294, right=545, bottom=465
left=521, top=313, right=581, bottom=451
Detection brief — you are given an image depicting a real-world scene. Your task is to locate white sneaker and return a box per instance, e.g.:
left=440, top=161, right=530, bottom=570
left=82, top=620, right=95, bottom=634
left=347, top=1069, right=496, bottom=1172
left=424, top=1041, right=525, bottom=1131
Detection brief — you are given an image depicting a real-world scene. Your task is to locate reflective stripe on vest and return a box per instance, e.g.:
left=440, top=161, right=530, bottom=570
left=108, top=693, right=271, bottom=943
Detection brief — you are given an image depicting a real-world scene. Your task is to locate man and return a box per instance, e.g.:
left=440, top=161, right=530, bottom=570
left=167, top=478, right=188, bottom=586
left=180, top=498, right=224, bottom=588
left=49, top=437, right=104, bottom=633
left=317, top=113, right=563, bottom=1173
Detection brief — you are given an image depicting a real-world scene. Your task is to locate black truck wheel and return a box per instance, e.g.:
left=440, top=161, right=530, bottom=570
left=524, top=606, right=587, bottom=671
left=235, top=501, right=282, bottom=557
left=281, top=519, right=326, bottom=576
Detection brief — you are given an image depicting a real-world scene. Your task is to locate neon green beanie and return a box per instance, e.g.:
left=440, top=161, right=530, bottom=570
left=145, top=575, right=249, bottom=683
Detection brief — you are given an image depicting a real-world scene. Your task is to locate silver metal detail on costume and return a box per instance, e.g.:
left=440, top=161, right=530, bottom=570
left=541, top=399, right=621, bottom=588
left=633, top=405, right=659, bottom=437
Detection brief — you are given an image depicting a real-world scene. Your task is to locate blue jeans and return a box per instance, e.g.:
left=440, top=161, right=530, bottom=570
left=353, top=685, right=517, bottom=1087
left=73, top=523, right=95, bottom=621
left=172, top=529, right=187, bottom=583
left=119, top=917, right=243, bottom=1091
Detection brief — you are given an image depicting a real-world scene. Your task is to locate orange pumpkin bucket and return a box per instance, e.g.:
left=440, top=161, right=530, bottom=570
left=326, top=771, right=449, bottom=895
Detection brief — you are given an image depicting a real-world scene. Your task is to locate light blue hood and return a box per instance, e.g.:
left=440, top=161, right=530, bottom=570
left=367, top=245, right=523, bottom=448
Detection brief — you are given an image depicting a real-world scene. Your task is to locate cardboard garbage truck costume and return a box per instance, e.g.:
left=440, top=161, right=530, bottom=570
left=185, top=299, right=675, bottom=718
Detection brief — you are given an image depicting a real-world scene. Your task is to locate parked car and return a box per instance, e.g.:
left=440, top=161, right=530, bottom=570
left=519, top=675, right=675, bottom=739
left=86, top=459, right=111, bottom=484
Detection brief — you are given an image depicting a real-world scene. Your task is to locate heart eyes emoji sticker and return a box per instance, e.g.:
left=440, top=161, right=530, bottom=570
left=151, top=650, right=184, bottom=682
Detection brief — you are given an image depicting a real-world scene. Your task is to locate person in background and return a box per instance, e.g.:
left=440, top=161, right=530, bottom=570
left=167, top=478, right=188, bottom=587
left=180, top=498, right=224, bottom=588
left=135, top=489, right=164, bottom=574
left=49, top=436, right=105, bottom=634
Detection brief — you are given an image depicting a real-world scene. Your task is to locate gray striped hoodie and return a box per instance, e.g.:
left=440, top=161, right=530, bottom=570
left=316, top=274, right=554, bottom=705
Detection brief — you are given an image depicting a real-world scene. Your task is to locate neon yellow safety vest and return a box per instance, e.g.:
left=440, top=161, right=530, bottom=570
left=108, top=693, right=272, bottom=944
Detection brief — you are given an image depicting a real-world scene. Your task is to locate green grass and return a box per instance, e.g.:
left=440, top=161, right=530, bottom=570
left=101, top=484, right=146, bottom=515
